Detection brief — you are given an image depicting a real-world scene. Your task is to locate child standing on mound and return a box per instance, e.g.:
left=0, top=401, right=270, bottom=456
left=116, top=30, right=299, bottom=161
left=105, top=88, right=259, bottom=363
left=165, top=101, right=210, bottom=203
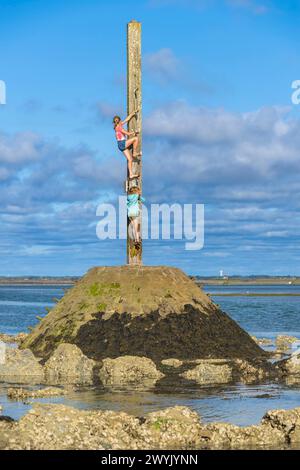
left=113, top=111, right=142, bottom=179
left=127, top=186, right=145, bottom=245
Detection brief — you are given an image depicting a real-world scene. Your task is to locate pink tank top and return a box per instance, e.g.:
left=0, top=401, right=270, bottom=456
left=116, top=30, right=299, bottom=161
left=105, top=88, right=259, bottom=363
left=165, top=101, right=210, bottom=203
left=115, top=124, right=126, bottom=141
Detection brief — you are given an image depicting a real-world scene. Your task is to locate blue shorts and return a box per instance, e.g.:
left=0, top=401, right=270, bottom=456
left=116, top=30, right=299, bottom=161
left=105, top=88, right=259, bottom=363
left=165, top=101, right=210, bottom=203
left=117, top=140, right=126, bottom=152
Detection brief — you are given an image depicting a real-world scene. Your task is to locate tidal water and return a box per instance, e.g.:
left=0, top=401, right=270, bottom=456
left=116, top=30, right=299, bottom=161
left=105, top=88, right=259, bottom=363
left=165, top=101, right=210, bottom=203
left=1, top=283, right=300, bottom=426
left=0, top=285, right=70, bottom=335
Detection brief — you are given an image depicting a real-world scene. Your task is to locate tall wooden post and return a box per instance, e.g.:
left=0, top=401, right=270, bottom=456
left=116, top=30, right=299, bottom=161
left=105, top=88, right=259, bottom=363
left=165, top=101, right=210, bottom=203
left=127, top=20, right=142, bottom=265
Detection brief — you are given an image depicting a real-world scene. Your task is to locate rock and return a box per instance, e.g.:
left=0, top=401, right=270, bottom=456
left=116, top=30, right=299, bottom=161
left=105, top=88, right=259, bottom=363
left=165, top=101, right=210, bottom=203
left=0, top=403, right=203, bottom=450
left=7, top=386, right=67, bottom=400
left=0, top=403, right=143, bottom=450
left=44, top=343, right=97, bottom=384
left=15, top=332, right=28, bottom=344
left=179, top=358, right=275, bottom=385
left=0, top=415, right=14, bottom=450
left=251, top=336, right=273, bottom=346
left=262, top=407, right=300, bottom=445
left=203, top=421, right=285, bottom=449
left=161, top=358, right=183, bottom=368
left=271, top=352, right=286, bottom=360
left=21, top=266, right=265, bottom=362
left=0, top=348, right=44, bottom=384
left=143, top=406, right=203, bottom=449
left=0, top=332, right=27, bottom=344
left=284, top=376, right=300, bottom=386
left=180, top=359, right=232, bottom=385
left=99, top=355, right=163, bottom=386
left=275, top=335, right=299, bottom=351
left=0, top=416, right=14, bottom=423
left=232, top=359, right=273, bottom=383
left=276, top=352, right=300, bottom=376
left=2, top=403, right=300, bottom=450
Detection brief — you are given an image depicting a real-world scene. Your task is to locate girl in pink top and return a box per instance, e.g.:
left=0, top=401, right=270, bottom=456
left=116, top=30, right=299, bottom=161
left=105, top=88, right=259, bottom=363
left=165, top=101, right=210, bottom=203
left=113, top=110, right=141, bottom=179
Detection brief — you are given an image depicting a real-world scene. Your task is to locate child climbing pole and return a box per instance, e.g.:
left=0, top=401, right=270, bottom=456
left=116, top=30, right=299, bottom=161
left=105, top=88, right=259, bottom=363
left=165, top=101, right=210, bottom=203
left=126, top=20, right=143, bottom=265
left=113, top=111, right=141, bottom=179
left=127, top=186, right=145, bottom=248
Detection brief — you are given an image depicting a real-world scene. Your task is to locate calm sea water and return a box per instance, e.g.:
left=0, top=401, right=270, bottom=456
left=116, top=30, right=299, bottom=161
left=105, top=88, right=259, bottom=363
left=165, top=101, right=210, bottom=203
left=0, top=285, right=71, bottom=335
left=1, top=283, right=300, bottom=427
left=203, top=284, right=300, bottom=339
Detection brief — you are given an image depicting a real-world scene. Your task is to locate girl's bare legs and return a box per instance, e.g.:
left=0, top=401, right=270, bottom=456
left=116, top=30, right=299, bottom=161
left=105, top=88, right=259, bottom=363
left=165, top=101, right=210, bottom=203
left=134, top=218, right=140, bottom=242
left=125, top=136, right=142, bottom=158
left=123, top=149, right=138, bottom=178
left=130, top=217, right=140, bottom=242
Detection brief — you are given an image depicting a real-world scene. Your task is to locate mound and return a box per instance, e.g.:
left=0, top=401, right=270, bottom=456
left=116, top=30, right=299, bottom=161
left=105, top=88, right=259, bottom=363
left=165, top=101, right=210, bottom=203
left=21, top=266, right=265, bottom=362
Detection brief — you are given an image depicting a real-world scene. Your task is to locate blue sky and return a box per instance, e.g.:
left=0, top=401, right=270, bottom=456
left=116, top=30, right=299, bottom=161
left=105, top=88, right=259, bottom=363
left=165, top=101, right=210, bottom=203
left=0, top=0, right=300, bottom=276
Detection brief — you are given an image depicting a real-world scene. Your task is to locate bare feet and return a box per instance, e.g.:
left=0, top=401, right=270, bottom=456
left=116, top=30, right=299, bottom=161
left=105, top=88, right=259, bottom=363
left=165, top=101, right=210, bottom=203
left=132, top=152, right=142, bottom=158
left=129, top=174, right=139, bottom=179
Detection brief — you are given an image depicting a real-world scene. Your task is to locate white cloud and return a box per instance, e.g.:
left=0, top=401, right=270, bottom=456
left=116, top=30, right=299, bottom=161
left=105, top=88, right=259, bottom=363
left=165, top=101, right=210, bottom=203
left=96, top=101, right=122, bottom=120
left=145, top=48, right=181, bottom=84
left=227, top=0, right=268, bottom=15
left=141, top=100, right=300, bottom=265
left=144, top=102, right=300, bottom=179
left=264, top=230, right=289, bottom=237
left=149, top=0, right=269, bottom=14
left=0, top=131, right=44, bottom=164
left=203, top=250, right=231, bottom=257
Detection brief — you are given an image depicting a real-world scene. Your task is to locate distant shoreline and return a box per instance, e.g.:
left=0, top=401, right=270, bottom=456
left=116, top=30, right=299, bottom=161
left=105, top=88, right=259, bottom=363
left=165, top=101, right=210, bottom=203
left=209, top=292, right=300, bottom=297
left=0, top=276, right=299, bottom=286
left=0, top=279, right=77, bottom=285
left=195, top=278, right=300, bottom=286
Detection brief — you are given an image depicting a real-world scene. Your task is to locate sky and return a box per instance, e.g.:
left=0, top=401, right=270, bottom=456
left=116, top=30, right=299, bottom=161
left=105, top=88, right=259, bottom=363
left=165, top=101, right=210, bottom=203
left=0, top=0, right=300, bottom=276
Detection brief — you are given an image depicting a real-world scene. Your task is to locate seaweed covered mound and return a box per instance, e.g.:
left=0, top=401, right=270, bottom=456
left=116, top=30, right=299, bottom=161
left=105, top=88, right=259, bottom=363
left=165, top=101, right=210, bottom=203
left=21, top=266, right=265, bottom=362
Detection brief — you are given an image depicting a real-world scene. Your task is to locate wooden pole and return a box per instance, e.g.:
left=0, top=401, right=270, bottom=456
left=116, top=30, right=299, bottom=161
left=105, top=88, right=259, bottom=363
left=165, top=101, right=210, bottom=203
left=127, top=20, right=142, bottom=265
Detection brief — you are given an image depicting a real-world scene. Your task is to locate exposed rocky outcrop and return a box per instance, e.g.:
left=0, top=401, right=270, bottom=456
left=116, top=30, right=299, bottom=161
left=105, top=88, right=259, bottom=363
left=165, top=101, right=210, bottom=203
left=251, top=336, right=273, bottom=347
left=0, top=348, right=44, bottom=384
left=276, top=349, right=300, bottom=377
left=180, top=359, right=232, bottom=385
left=44, top=343, right=97, bottom=384
left=143, top=406, right=203, bottom=449
left=177, top=357, right=275, bottom=385
left=275, top=335, right=299, bottom=351
left=262, top=407, right=300, bottom=446
left=161, top=358, right=183, bottom=368
left=204, top=421, right=285, bottom=449
left=232, top=358, right=274, bottom=383
left=21, top=266, right=265, bottom=363
left=0, top=345, right=277, bottom=388
left=1, top=403, right=300, bottom=450
left=99, top=355, right=163, bottom=386
left=7, top=386, right=67, bottom=400
left=0, top=332, right=27, bottom=344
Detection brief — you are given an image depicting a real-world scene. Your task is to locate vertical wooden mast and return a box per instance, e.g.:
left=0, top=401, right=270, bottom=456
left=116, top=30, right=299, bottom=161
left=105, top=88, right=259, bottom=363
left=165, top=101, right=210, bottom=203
left=127, top=20, right=142, bottom=265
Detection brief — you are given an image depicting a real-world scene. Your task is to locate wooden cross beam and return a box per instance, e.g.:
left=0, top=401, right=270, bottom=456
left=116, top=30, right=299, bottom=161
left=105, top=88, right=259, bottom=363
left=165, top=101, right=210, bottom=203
left=127, top=20, right=142, bottom=265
